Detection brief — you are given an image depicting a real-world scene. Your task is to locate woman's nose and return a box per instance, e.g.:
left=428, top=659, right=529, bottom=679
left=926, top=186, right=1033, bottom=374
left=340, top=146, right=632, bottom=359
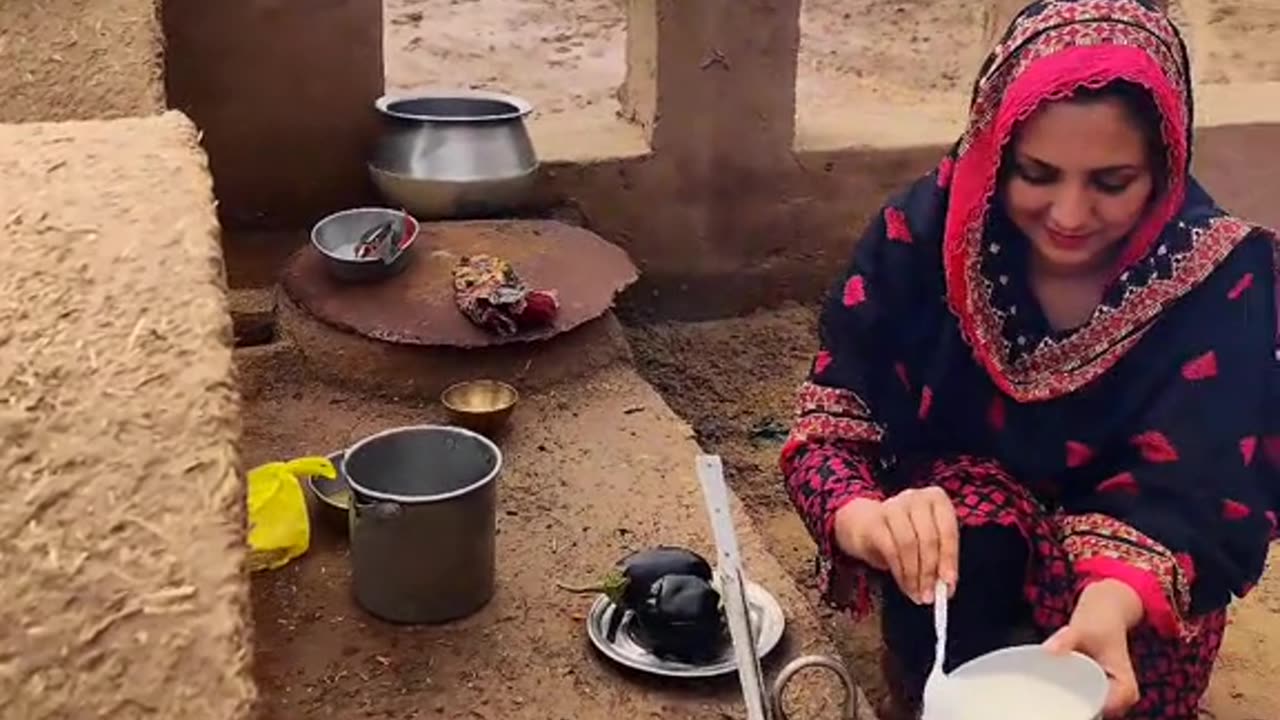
left=1048, top=185, right=1093, bottom=232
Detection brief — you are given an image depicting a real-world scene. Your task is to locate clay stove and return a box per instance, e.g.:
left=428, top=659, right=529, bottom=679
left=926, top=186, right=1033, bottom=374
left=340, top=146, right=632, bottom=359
left=277, top=218, right=639, bottom=399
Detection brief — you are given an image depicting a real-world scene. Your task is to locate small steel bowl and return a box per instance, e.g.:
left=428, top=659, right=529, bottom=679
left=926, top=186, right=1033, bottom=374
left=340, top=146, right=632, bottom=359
left=310, top=207, right=419, bottom=283
left=304, top=451, right=352, bottom=534
left=440, top=380, right=519, bottom=438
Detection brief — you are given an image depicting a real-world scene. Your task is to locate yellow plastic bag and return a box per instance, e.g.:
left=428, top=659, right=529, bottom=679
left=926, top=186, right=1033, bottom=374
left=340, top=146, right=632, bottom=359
left=246, top=456, right=337, bottom=572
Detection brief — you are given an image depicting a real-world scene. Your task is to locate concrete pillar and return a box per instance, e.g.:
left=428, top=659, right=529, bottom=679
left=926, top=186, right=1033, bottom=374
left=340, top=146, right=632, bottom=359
left=162, top=0, right=384, bottom=231
left=642, top=0, right=802, bottom=160
left=618, top=0, right=658, bottom=135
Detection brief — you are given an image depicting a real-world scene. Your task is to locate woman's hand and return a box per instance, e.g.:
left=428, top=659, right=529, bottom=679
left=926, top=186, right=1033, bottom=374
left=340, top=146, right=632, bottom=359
left=1044, top=579, right=1145, bottom=718
left=832, top=488, right=959, bottom=604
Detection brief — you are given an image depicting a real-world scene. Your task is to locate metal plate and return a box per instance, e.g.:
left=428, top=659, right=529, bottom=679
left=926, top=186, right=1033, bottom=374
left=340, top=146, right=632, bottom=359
left=585, top=578, right=785, bottom=679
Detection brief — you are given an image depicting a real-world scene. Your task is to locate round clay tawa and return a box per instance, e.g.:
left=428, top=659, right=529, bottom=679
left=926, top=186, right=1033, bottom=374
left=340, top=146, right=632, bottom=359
left=280, top=219, right=638, bottom=348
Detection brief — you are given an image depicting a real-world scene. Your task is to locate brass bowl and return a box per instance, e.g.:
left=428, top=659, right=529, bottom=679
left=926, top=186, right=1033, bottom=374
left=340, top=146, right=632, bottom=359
left=441, top=380, right=519, bottom=438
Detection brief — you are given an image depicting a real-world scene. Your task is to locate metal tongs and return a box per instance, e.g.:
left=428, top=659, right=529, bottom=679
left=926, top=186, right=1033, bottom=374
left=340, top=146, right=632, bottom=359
left=354, top=215, right=411, bottom=265
left=695, top=455, right=860, bottom=720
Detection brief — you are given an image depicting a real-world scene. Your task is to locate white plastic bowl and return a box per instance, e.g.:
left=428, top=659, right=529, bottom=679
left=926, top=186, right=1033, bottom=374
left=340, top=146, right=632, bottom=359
left=924, top=644, right=1108, bottom=720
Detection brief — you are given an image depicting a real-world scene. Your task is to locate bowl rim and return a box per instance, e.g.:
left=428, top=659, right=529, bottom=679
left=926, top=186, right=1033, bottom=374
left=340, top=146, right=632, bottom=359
left=374, top=89, right=534, bottom=122
left=303, top=451, right=350, bottom=510
left=309, top=207, right=420, bottom=264
left=946, top=644, right=1108, bottom=711
left=439, top=379, right=520, bottom=414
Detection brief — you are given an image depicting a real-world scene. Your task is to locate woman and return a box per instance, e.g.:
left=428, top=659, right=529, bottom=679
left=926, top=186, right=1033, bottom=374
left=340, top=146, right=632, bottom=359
left=782, top=1, right=1279, bottom=718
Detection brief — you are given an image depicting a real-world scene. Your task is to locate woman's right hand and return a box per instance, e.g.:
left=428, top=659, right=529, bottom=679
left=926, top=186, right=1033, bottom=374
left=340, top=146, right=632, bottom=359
left=833, top=488, right=960, bottom=604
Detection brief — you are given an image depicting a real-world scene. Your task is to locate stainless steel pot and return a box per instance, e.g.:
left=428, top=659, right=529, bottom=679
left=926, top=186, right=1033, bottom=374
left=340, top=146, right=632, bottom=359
left=343, top=425, right=502, bottom=624
left=369, top=91, right=539, bottom=220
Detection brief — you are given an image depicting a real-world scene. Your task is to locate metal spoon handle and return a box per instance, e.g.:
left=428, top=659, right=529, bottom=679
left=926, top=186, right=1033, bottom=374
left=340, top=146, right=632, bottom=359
left=932, top=579, right=948, bottom=675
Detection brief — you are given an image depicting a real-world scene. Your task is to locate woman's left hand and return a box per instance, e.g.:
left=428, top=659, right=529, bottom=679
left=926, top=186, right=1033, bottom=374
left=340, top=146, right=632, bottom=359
left=1043, top=579, right=1145, bottom=719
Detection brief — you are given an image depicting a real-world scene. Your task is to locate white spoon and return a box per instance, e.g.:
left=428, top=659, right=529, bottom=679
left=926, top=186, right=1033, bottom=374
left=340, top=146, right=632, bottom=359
left=921, top=579, right=951, bottom=719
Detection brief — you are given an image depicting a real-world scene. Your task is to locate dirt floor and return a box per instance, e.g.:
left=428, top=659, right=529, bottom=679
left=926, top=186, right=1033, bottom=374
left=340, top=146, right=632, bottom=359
left=625, top=304, right=890, bottom=707
left=625, top=303, right=1280, bottom=720
left=237, top=342, right=868, bottom=719
left=383, top=0, right=1280, bottom=131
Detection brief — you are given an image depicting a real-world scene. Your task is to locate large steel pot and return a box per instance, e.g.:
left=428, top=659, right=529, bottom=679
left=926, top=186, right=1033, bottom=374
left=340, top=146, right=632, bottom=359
left=344, top=425, right=502, bottom=624
left=369, top=91, right=539, bottom=220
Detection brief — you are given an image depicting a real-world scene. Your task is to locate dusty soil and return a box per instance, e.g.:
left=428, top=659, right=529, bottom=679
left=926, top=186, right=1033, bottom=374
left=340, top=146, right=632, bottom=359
left=238, top=343, right=867, bottom=719
left=384, top=0, right=626, bottom=119
left=1173, top=0, right=1280, bottom=84
left=383, top=0, right=1280, bottom=130
left=625, top=304, right=1280, bottom=720
left=0, top=0, right=165, bottom=123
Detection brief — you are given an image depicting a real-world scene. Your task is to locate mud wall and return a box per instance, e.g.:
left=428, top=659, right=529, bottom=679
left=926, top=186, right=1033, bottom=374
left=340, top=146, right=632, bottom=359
left=0, top=112, right=254, bottom=720
left=0, top=0, right=165, bottom=123
left=162, top=0, right=384, bottom=231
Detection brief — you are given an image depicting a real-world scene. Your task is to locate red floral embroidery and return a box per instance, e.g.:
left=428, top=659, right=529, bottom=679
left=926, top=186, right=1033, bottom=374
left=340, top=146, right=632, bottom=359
left=1097, top=472, right=1139, bottom=495
left=1066, top=441, right=1093, bottom=468
left=1263, top=435, right=1280, bottom=468
left=1180, top=351, right=1218, bottom=381
left=1222, top=499, right=1251, bottom=521
left=1240, top=436, right=1258, bottom=466
left=1132, top=431, right=1180, bottom=463
left=1267, top=511, right=1278, bottom=533
left=988, top=396, right=1006, bottom=431
left=1228, top=272, right=1254, bottom=300
left=918, top=386, right=934, bottom=420
left=842, top=275, right=867, bottom=307
left=894, top=362, right=911, bottom=391
left=788, top=382, right=885, bottom=448
left=884, top=207, right=913, bottom=244
left=814, top=350, right=833, bottom=376
left=1060, top=512, right=1191, bottom=637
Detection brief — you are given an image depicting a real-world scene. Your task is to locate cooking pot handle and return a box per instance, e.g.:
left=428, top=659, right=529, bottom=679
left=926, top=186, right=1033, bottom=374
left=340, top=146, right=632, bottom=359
left=769, top=654, right=858, bottom=720
left=353, top=497, right=403, bottom=521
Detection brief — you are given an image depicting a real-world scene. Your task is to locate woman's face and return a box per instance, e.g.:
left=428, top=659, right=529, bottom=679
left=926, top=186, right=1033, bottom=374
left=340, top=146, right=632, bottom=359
left=1003, top=97, right=1157, bottom=277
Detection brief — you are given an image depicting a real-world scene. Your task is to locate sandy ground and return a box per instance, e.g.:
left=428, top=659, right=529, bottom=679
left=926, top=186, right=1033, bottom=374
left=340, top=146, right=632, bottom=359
left=383, top=0, right=1280, bottom=134
left=384, top=0, right=626, bottom=122
left=237, top=343, right=869, bottom=719
left=626, top=304, right=1280, bottom=720
left=0, top=0, right=165, bottom=123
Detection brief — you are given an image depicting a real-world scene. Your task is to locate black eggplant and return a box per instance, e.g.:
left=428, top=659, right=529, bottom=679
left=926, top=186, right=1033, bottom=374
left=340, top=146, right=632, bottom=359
left=556, top=546, right=713, bottom=641
left=629, top=573, right=727, bottom=663
left=557, top=546, right=712, bottom=604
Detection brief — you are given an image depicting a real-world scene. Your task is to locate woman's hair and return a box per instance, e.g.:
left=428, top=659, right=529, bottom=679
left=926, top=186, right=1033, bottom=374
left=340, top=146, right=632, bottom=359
left=997, top=80, right=1170, bottom=197
left=1068, top=80, right=1169, bottom=192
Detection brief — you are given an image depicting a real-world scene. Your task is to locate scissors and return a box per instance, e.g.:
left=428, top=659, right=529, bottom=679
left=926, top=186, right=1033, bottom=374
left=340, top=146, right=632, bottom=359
left=695, top=455, right=861, bottom=720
